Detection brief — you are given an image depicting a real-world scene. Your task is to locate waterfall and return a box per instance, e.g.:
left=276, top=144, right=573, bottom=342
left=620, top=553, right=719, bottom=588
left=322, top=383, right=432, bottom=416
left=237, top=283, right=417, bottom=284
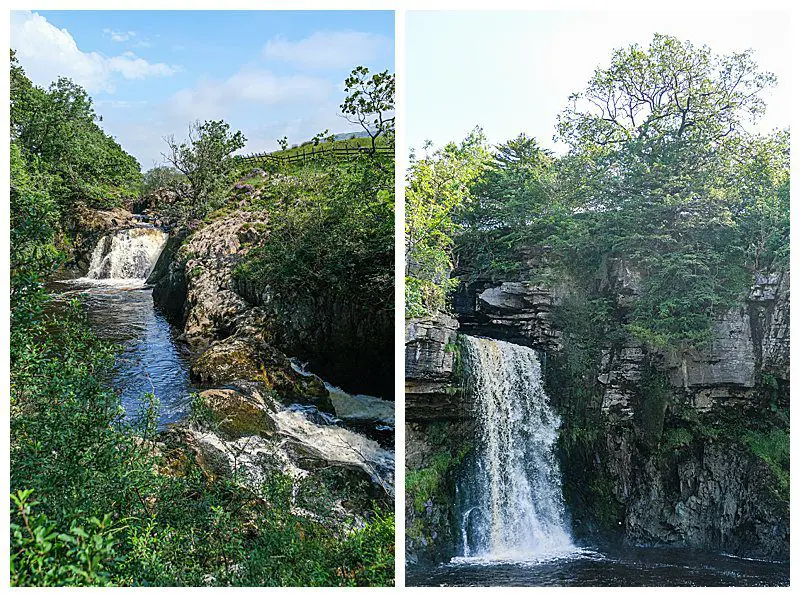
left=86, top=227, right=168, bottom=281
left=458, top=335, right=575, bottom=561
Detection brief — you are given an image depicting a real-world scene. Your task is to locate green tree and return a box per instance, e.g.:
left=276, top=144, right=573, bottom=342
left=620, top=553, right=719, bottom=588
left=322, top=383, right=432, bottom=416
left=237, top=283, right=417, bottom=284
left=163, top=120, right=246, bottom=219
left=455, top=133, right=560, bottom=279
left=551, top=34, right=783, bottom=354
left=11, top=52, right=141, bottom=210
left=139, top=165, right=186, bottom=198
left=340, top=66, right=395, bottom=152
left=10, top=143, right=60, bottom=300
left=405, top=128, right=490, bottom=316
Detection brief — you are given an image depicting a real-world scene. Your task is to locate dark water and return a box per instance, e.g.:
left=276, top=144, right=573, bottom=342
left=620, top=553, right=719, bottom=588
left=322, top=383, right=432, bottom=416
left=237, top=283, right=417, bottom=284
left=406, top=544, right=789, bottom=587
left=50, top=276, right=196, bottom=427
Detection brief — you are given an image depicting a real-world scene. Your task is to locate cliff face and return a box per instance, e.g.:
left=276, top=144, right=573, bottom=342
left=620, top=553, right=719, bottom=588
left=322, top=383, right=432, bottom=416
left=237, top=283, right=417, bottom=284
left=405, top=313, right=472, bottom=564
left=406, top=262, right=789, bottom=563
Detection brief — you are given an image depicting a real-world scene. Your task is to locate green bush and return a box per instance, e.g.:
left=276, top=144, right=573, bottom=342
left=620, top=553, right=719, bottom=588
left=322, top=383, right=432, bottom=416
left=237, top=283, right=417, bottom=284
left=744, top=428, right=789, bottom=499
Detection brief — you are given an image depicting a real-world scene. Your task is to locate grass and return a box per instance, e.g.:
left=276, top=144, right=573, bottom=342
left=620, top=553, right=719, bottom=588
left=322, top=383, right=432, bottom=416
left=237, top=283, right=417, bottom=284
left=238, top=135, right=392, bottom=163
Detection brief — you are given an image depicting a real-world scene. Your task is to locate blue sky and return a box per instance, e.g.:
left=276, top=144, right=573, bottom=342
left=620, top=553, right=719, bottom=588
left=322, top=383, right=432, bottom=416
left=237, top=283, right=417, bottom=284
left=407, top=11, right=791, bottom=154
left=11, top=10, right=394, bottom=169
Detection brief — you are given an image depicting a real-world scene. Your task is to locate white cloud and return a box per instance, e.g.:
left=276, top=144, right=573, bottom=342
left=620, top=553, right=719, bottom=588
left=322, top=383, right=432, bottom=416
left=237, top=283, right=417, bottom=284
left=104, top=28, right=136, bottom=42
left=263, top=30, right=390, bottom=69
left=11, top=11, right=179, bottom=93
left=166, top=68, right=333, bottom=122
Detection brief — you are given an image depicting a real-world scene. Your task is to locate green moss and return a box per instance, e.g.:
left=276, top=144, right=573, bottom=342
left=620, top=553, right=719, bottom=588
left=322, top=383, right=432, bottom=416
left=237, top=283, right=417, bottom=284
left=588, top=474, right=625, bottom=529
left=406, top=444, right=471, bottom=514
left=743, top=428, right=789, bottom=499
left=445, top=340, right=462, bottom=379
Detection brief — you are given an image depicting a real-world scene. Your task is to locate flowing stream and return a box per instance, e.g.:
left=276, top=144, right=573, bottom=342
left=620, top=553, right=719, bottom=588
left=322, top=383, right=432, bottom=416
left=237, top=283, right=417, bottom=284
left=51, top=226, right=396, bottom=463
left=52, top=226, right=195, bottom=427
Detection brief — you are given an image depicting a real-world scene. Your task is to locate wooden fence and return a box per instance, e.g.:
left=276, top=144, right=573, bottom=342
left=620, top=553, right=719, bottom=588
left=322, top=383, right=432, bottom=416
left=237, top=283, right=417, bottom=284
left=236, top=144, right=393, bottom=167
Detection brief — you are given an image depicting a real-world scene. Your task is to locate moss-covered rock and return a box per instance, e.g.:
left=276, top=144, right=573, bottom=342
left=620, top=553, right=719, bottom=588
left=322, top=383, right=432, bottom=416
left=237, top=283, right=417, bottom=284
left=197, top=387, right=277, bottom=440
left=191, top=336, right=333, bottom=412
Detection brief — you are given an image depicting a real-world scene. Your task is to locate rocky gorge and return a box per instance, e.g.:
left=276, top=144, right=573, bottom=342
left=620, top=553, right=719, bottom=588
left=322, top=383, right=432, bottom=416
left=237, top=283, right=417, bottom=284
left=406, top=257, right=789, bottom=564
left=66, top=182, right=396, bottom=535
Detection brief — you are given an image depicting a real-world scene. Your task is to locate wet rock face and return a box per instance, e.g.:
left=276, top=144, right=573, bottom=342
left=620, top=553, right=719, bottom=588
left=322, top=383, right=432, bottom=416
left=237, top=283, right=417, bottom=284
left=161, top=382, right=394, bottom=509
left=148, top=233, right=188, bottom=324
left=191, top=334, right=332, bottom=412
left=623, top=441, right=789, bottom=561
left=405, top=422, right=466, bottom=566
left=405, top=314, right=475, bottom=565
left=196, top=387, right=277, bottom=439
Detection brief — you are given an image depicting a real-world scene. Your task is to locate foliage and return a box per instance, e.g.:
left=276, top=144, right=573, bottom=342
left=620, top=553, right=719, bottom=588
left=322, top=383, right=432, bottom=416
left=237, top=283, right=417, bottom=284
left=662, top=427, right=694, bottom=450
left=162, top=120, right=247, bottom=221
left=234, top=154, right=394, bottom=321
left=10, top=292, right=394, bottom=587
left=744, top=428, right=789, bottom=499
left=550, top=34, right=785, bottom=354
left=140, top=165, right=186, bottom=198
left=11, top=51, right=141, bottom=211
left=436, top=35, right=789, bottom=359
left=10, top=143, right=61, bottom=299
left=340, top=66, right=395, bottom=152
left=456, top=133, right=560, bottom=279
left=406, top=448, right=469, bottom=513
left=405, top=128, right=490, bottom=316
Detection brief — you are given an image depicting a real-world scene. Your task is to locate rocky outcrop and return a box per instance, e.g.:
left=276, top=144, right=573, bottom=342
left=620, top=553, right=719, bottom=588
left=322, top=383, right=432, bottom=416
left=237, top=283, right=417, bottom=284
left=190, top=331, right=333, bottom=412
left=749, top=270, right=790, bottom=380
left=176, top=211, right=266, bottom=345
left=148, top=233, right=188, bottom=323
left=454, top=280, right=564, bottom=350
left=623, top=441, right=789, bottom=560
left=405, top=313, right=473, bottom=565
left=161, top=381, right=394, bottom=519
left=405, top=314, right=463, bottom=421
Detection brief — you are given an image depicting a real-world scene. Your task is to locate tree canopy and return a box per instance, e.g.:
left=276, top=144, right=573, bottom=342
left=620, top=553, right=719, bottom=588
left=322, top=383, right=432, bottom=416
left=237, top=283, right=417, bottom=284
left=408, top=35, right=789, bottom=359
left=162, top=120, right=247, bottom=220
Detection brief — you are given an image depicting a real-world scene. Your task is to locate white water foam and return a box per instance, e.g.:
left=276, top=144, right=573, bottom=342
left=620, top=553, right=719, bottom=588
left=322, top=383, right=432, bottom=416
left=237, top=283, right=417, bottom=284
left=85, top=227, right=168, bottom=281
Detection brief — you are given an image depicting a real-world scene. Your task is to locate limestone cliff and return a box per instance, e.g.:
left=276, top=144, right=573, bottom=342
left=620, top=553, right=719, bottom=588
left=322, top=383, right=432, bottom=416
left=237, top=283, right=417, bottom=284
left=406, top=261, right=789, bottom=563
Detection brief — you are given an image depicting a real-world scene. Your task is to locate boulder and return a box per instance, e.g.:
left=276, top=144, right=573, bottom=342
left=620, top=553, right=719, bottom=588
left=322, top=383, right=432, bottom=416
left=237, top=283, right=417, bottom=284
left=191, top=336, right=332, bottom=411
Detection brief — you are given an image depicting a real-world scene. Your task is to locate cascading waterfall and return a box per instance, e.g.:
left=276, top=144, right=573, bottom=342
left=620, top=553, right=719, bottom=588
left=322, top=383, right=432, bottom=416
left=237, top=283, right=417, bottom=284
left=86, top=227, right=168, bottom=281
left=457, top=335, right=575, bottom=561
